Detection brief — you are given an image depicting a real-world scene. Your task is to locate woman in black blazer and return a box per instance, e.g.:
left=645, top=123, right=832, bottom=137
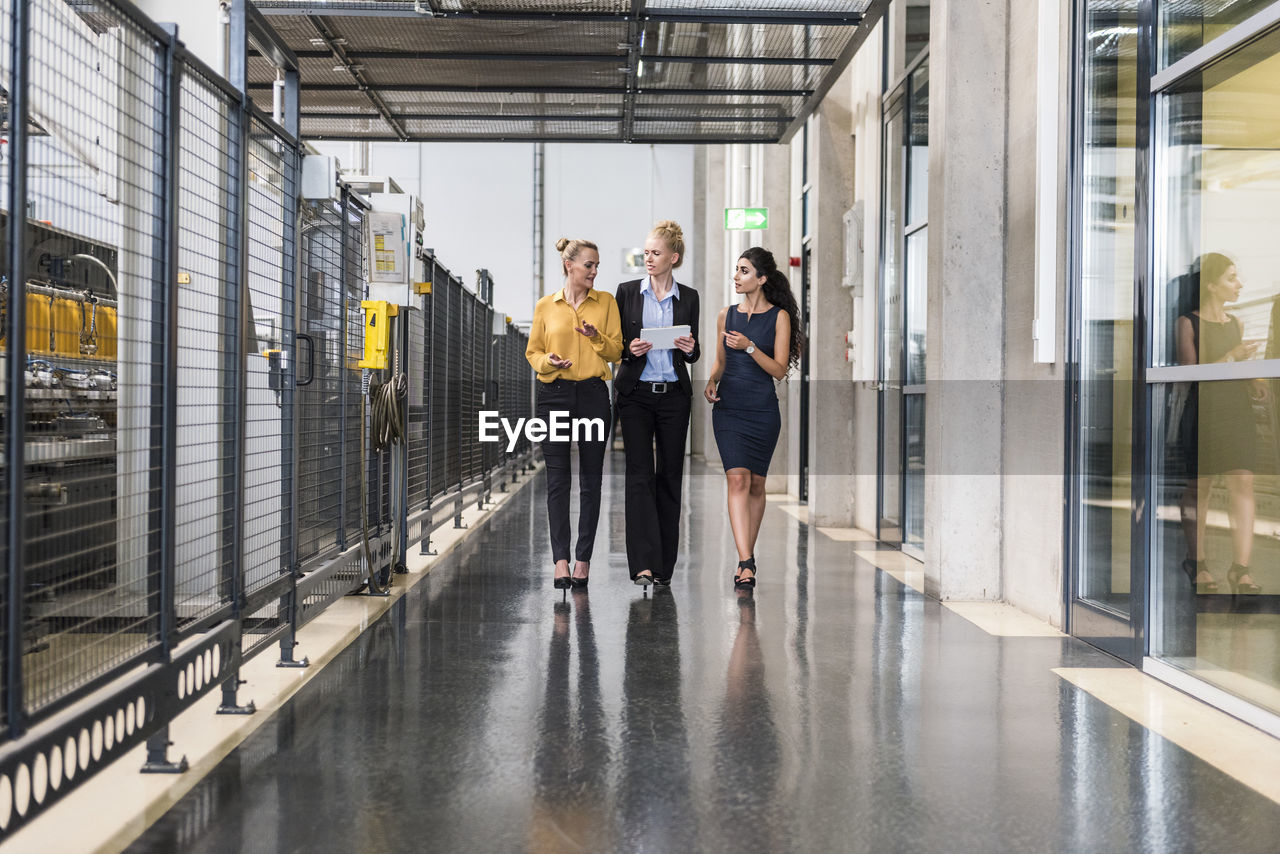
left=615, top=220, right=700, bottom=588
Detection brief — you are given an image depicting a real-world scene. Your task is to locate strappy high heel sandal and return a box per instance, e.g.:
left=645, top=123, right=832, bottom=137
left=733, top=557, right=757, bottom=590
left=1182, top=558, right=1218, bottom=595
left=1227, top=563, right=1262, bottom=595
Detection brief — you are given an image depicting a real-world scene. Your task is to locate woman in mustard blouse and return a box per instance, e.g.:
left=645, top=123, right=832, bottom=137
left=526, top=238, right=623, bottom=590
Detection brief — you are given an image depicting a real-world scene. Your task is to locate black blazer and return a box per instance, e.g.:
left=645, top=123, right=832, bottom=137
left=614, top=278, right=701, bottom=397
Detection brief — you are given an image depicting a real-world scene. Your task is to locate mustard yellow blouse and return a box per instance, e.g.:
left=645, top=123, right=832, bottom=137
left=526, top=287, right=623, bottom=382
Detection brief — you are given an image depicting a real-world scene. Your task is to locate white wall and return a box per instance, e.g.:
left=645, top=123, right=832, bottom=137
left=311, top=142, right=694, bottom=322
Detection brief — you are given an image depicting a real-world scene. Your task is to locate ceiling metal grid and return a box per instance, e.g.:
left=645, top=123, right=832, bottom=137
left=251, top=0, right=884, bottom=143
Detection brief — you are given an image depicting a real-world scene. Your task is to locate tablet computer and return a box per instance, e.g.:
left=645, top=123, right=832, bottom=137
left=639, top=325, right=690, bottom=350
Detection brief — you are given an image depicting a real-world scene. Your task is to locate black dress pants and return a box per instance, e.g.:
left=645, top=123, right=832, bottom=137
left=537, top=378, right=611, bottom=564
left=617, top=385, right=692, bottom=580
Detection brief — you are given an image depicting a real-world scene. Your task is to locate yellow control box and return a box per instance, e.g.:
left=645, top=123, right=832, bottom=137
left=358, top=300, right=396, bottom=370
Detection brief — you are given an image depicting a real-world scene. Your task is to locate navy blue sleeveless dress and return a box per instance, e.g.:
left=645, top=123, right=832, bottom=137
left=713, top=305, right=782, bottom=475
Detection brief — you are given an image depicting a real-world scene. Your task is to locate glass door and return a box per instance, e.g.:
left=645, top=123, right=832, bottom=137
left=878, top=101, right=905, bottom=545
left=1069, top=0, right=1141, bottom=661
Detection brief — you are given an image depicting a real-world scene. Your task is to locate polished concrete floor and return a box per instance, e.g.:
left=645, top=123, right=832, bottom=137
left=126, top=455, right=1280, bottom=853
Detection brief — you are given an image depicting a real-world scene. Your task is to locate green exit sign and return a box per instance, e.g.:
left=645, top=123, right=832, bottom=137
left=724, top=207, right=769, bottom=230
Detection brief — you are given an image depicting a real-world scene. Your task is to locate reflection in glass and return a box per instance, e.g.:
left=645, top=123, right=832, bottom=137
left=905, top=228, right=927, bottom=386
left=904, top=394, right=925, bottom=550
left=1151, top=28, right=1280, bottom=717
left=907, top=65, right=930, bottom=228
left=1076, top=0, right=1138, bottom=615
left=1160, top=0, right=1274, bottom=67
left=1155, top=30, right=1280, bottom=367
left=1153, top=379, right=1280, bottom=714
left=880, top=108, right=905, bottom=541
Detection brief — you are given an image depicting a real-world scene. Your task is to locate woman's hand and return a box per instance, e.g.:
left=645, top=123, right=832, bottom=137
left=576, top=321, right=598, bottom=338
left=1231, top=340, right=1260, bottom=361
left=547, top=353, right=573, bottom=369
left=724, top=331, right=752, bottom=351
left=674, top=335, right=695, bottom=355
left=629, top=338, right=653, bottom=357
left=704, top=380, right=720, bottom=403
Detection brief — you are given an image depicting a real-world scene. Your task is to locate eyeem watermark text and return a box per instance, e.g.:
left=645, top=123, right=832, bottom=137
left=479, top=411, right=606, bottom=451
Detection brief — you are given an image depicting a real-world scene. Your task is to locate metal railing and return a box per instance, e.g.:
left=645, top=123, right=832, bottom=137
left=0, top=0, right=536, bottom=837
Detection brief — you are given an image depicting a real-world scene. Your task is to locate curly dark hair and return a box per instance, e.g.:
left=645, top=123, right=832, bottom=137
left=739, top=246, right=804, bottom=372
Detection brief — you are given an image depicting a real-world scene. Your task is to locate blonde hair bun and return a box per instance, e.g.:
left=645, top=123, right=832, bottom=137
left=555, top=237, right=571, bottom=253
left=649, top=220, right=685, bottom=267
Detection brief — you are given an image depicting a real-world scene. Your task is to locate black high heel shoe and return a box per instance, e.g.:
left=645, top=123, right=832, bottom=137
left=634, top=570, right=653, bottom=587
left=733, top=557, right=757, bottom=589
left=571, top=562, right=590, bottom=589
left=1182, top=558, right=1218, bottom=594
left=1227, top=563, right=1262, bottom=595
left=553, top=568, right=572, bottom=590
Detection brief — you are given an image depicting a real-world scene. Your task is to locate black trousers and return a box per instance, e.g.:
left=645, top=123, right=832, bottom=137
left=616, top=385, right=692, bottom=580
left=537, top=378, right=611, bottom=564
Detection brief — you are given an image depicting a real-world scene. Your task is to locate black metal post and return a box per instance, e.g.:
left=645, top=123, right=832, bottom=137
left=142, top=25, right=189, bottom=772
left=279, top=150, right=308, bottom=669
left=421, top=276, right=436, bottom=556
left=337, top=190, right=349, bottom=551
left=4, top=0, right=30, bottom=739
left=217, top=86, right=254, bottom=717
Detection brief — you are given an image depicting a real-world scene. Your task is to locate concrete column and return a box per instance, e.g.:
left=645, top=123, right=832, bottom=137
left=690, top=147, right=709, bottom=456
left=924, top=0, right=1008, bottom=600
left=808, top=77, right=858, bottom=526
left=760, top=142, right=792, bottom=494
left=695, top=145, right=727, bottom=467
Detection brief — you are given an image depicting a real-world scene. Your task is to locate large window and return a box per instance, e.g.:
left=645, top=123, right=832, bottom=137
left=879, top=55, right=928, bottom=554
left=1149, top=22, right=1280, bottom=718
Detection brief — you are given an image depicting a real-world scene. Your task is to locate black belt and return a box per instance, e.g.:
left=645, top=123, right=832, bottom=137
left=640, top=381, right=675, bottom=394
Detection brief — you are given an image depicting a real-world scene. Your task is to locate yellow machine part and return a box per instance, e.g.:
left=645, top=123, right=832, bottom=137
left=358, top=299, right=395, bottom=370
left=17, top=292, right=118, bottom=359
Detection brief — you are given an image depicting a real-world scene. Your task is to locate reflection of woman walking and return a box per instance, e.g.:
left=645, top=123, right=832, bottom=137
left=615, top=220, right=700, bottom=587
left=705, top=247, right=803, bottom=589
left=526, top=238, right=623, bottom=590
left=1176, top=252, right=1264, bottom=595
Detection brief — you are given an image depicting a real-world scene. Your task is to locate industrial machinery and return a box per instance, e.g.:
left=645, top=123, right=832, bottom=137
left=1, top=217, right=121, bottom=631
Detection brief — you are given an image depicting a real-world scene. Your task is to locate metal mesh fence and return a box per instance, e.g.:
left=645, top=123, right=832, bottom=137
left=1, top=2, right=540, bottom=826
left=174, top=63, right=241, bottom=632
left=343, top=197, right=365, bottom=543
left=243, top=115, right=297, bottom=595
left=17, top=0, right=166, bottom=716
left=297, top=198, right=346, bottom=561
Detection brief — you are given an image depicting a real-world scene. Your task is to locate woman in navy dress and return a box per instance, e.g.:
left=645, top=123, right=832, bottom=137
left=705, top=247, right=803, bottom=589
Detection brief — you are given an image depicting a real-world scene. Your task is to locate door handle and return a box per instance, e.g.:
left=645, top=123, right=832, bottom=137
left=296, top=333, right=316, bottom=387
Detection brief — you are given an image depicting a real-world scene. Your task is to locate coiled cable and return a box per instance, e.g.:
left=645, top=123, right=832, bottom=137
left=368, top=371, right=407, bottom=450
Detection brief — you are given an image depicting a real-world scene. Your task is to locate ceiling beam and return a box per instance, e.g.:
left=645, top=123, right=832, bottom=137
left=250, top=83, right=813, bottom=97
left=306, top=15, right=409, bottom=140
left=300, top=111, right=795, bottom=123
left=782, top=0, right=887, bottom=142
left=622, top=0, right=646, bottom=142
left=255, top=5, right=865, bottom=26
left=303, top=133, right=786, bottom=144
left=282, top=49, right=837, bottom=67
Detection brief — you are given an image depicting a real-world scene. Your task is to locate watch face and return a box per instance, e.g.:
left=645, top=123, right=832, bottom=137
left=746, top=345, right=755, bottom=354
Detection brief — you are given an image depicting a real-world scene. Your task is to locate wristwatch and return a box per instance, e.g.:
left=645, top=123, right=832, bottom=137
left=745, top=342, right=756, bottom=354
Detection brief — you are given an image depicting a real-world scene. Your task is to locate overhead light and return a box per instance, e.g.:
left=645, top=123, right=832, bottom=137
left=638, top=60, right=644, bottom=79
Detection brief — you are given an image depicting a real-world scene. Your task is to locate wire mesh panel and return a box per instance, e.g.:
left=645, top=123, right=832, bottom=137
left=459, top=290, right=476, bottom=483
left=243, top=115, right=296, bottom=594
left=17, top=0, right=166, bottom=715
left=429, top=261, right=450, bottom=497
left=445, top=274, right=463, bottom=490
left=174, top=63, right=241, bottom=632
left=343, top=195, right=365, bottom=541
left=297, top=198, right=345, bottom=562
left=406, top=305, right=428, bottom=508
